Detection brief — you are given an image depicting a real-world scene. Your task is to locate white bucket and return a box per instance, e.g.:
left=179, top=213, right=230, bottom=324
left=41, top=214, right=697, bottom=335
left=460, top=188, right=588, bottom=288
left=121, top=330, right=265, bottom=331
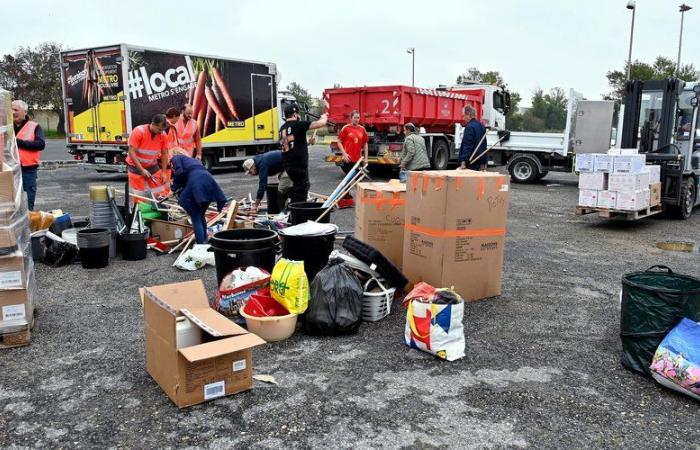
left=361, top=278, right=395, bottom=322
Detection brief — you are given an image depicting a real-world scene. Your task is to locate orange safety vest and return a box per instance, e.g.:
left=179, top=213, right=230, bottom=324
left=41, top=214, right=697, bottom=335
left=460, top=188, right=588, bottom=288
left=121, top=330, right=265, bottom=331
left=16, top=121, right=41, bottom=167
left=126, top=124, right=167, bottom=169
left=175, top=117, right=198, bottom=153
left=165, top=126, right=178, bottom=150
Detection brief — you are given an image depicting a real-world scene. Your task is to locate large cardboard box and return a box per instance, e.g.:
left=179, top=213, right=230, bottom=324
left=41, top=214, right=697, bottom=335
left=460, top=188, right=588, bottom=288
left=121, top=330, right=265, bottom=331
left=141, top=279, right=265, bottom=408
left=650, top=182, right=661, bottom=207
left=578, top=189, right=598, bottom=208
left=597, top=191, right=618, bottom=209
left=608, top=172, right=650, bottom=192
left=355, top=181, right=406, bottom=269
left=574, top=154, right=596, bottom=172
left=0, top=271, right=35, bottom=328
left=594, top=154, right=614, bottom=173
left=613, top=154, right=646, bottom=173
left=0, top=250, right=31, bottom=290
left=645, top=165, right=661, bottom=184
left=0, top=215, right=29, bottom=249
left=402, top=170, right=510, bottom=302
left=616, top=189, right=650, bottom=211
left=0, top=164, right=20, bottom=205
left=149, top=219, right=192, bottom=242
left=578, top=172, right=607, bottom=190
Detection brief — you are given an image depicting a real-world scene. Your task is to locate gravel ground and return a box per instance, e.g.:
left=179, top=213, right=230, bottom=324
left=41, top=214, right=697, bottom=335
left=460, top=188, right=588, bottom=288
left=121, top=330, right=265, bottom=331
left=1, top=147, right=699, bottom=449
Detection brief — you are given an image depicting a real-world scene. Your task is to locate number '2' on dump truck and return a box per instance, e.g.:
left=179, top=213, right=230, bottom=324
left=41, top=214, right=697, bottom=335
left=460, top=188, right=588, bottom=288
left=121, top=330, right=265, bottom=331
left=59, top=44, right=297, bottom=171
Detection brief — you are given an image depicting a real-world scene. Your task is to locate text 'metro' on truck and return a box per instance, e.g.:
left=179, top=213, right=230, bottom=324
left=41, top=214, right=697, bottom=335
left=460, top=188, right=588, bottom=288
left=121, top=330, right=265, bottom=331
left=59, top=44, right=297, bottom=171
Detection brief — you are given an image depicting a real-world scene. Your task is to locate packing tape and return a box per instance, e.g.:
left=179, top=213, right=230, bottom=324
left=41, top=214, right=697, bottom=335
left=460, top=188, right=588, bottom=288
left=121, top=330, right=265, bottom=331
left=422, top=174, right=430, bottom=193
left=455, top=177, right=463, bottom=191
left=411, top=173, right=420, bottom=192
left=361, top=192, right=406, bottom=210
left=405, top=223, right=506, bottom=238
left=433, top=177, right=445, bottom=191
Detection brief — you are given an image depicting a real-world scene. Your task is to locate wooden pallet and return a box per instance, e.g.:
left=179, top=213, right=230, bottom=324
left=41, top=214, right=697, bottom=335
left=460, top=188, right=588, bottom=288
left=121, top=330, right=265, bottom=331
left=575, top=204, right=663, bottom=220
left=0, top=324, right=31, bottom=349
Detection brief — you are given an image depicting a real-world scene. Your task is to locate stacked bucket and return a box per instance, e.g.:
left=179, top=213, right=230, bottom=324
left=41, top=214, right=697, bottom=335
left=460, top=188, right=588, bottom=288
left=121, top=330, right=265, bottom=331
left=89, top=186, right=117, bottom=258
left=0, top=89, right=36, bottom=348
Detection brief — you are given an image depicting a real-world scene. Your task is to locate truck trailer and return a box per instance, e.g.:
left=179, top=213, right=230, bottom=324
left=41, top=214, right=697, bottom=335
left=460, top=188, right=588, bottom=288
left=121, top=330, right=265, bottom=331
left=59, top=44, right=295, bottom=172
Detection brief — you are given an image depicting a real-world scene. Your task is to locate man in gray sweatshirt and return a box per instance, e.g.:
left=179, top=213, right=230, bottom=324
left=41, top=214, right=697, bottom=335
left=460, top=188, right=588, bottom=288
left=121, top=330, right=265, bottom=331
left=399, top=123, right=430, bottom=182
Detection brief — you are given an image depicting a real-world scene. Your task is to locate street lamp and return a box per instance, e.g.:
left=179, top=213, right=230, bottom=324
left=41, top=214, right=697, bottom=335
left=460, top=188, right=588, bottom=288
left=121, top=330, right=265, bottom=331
left=407, top=48, right=415, bottom=86
left=626, top=1, right=636, bottom=80
left=677, top=4, right=692, bottom=75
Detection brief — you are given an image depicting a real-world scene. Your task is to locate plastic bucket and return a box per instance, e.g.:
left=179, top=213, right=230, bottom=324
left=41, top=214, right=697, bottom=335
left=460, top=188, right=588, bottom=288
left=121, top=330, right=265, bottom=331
left=49, top=214, right=72, bottom=236
left=77, top=228, right=111, bottom=269
left=288, top=201, right=330, bottom=225
left=240, top=294, right=298, bottom=342
left=621, top=265, right=700, bottom=377
left=266, top=183, right=281, bottom=214
left=361, top=278, right=396, bottom=322
left=120, top=231, right=148, bottom=261
left=209, top=229, right=279, bottom=285
left=279, top=229, right=335, bottom=281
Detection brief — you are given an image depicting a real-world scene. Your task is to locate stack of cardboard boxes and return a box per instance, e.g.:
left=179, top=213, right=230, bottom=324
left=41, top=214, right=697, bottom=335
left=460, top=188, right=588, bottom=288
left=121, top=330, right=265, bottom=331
left=576, top=150, right=661, bottom=211
left=0, top=89, right=35, bottom=348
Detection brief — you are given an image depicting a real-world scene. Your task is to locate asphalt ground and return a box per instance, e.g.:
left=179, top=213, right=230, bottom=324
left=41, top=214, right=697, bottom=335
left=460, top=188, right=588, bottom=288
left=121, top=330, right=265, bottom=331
left=1, top=147, right=699, bottom=449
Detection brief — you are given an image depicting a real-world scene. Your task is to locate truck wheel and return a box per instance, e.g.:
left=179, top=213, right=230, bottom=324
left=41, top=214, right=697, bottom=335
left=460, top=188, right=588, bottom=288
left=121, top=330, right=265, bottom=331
left=671, top=177, right=696, bottom=219
left=431, top=140, right=449, bottom=170
left=509, top=158, right=539, bottom=183
left=202, top=154, right=215, bottom=172
left=536, top=171, right=549, bottom=180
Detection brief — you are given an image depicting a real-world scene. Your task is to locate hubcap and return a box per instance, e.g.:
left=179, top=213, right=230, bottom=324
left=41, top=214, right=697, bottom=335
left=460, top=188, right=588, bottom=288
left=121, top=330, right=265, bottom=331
left=436, top=148, right=447, bottom=168
left=514, top=161, right=532, bottom=180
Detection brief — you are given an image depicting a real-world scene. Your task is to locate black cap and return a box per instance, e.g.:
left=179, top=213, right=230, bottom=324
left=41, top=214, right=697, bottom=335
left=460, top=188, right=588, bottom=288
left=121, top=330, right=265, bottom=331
left=284, top=104, right=299, bottom=118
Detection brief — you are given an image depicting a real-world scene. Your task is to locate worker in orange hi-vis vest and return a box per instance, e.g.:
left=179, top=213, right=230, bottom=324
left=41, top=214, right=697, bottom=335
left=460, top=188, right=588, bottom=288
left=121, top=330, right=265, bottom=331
left=12, top=100, right=45, bottom=210
left=126, top=114, right=170, bottom=204
left=164, top=107, right=186, bottom=181
left=175, top=103, right=202, bottom=160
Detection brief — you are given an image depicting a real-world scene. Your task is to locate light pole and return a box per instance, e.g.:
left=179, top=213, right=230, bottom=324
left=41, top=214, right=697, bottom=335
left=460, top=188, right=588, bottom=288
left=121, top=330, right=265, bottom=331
left=626, top=1, right=636, bottom=80
left=677, top=4, right=692, bottom=75
left=407, top=48, right=415, bottom=86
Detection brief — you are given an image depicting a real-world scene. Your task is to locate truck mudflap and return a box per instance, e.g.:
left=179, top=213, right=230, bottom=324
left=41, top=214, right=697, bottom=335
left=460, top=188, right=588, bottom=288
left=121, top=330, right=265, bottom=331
left=324, top=154, right=399, bottom=165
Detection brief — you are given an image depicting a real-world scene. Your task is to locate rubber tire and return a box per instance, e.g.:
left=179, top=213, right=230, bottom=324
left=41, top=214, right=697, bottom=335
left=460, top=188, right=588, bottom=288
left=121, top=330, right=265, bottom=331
left=509, top=158, right=539, bottom=183
left=536, top=170, right=549, bottom=181
left=670, top=177, right=696, bottom=220
left=202, top=154, right=215, bottom=172
left=431, top=139, right=450, bottom=170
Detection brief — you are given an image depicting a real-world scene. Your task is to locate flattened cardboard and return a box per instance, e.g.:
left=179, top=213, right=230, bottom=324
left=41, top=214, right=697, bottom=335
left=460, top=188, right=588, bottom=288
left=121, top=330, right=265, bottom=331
left=355, top=181, right=406, bottom=269
left=141, top=279, right=265, bottom=408
left=402, top=170, right=510, bottom=302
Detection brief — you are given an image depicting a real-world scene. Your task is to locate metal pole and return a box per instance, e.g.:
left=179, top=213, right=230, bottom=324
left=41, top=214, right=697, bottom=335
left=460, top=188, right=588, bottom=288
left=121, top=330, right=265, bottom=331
left=677, top=10, right=685, bottom=74
left=412, top=50, right=415, bottom=86
left=626, top=7, right=636, bottom=80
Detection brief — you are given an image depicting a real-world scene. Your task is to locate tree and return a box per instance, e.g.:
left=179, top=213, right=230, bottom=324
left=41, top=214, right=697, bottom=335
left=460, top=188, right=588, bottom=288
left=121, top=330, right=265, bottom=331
left=517, top=88, right=568, bottom=133
left=285, top=82, right=313, bottom=108
left=605, top=56, right=698, bottom=102
left=0, top=42, right=65, bottom=133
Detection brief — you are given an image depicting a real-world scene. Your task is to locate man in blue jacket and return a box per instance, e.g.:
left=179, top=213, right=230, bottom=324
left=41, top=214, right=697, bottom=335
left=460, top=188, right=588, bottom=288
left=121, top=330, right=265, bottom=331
left=243, top=150, right=288, bottom=214
left=459, top=106, right=487, bottom=171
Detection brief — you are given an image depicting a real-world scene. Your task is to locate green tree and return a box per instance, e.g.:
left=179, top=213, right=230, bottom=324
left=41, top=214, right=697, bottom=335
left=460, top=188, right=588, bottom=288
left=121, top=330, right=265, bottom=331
left=455, top=67, right=521, bottom=127
left=605, top=56, right=698, bottom=102
left=285, top=82, right=313, bottom=109
left=520, top=88, right=568, bottom=132
left=0, top=42, right=65, bottom=133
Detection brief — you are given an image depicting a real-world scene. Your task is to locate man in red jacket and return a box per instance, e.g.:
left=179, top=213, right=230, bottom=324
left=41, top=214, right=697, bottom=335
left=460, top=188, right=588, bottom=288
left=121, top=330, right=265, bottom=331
left=12, top=100, right=45, bottom=210
left=337, top=110, right=368, bottom=171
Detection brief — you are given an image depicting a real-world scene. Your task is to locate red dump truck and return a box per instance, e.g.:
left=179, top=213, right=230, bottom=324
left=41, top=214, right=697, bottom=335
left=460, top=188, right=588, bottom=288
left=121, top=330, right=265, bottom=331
left=323, top=85, right=485, bottom=171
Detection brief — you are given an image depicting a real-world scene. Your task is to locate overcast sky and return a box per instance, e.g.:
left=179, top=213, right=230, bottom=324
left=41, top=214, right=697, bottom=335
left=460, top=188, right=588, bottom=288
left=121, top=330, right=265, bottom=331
left=4, top=0, right=698, bottom=106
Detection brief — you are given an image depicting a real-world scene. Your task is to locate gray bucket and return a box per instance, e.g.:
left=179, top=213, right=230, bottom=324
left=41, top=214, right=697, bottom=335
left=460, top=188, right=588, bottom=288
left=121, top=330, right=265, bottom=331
left=77, top=228, right=112, bottom=249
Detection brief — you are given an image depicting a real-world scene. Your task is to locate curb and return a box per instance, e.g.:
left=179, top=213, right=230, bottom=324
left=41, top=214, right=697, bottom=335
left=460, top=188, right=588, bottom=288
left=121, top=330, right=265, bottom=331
left=40, top=160, right=80, bottom=170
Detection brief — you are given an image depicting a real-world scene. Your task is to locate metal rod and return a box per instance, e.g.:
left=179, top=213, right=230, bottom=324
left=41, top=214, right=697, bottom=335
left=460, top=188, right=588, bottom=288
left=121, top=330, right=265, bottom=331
left=626, top=6, right=636, bottom=80
left=677, top=8, right=687, bottom=74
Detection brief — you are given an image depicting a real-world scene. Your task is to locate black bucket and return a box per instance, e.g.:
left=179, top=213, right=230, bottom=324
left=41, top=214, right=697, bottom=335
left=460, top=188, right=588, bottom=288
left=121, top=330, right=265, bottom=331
left=120, top=231, right=148, bottom=261
left=621, top=265, right=700, bottom=377
left=289, top=201, right=330, bottom=225
left=279, top=230, right=336, bottom=281
left=209, top=229, right=279, bottom=285
left=77, top=228, right=111, bottom=269
left=266, top=183, right=281, bottom=214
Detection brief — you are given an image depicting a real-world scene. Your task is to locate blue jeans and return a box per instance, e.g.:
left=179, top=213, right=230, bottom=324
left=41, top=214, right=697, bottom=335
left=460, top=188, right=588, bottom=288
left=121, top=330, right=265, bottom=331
left=21, top=166, right=38, bottom=211
left=187, top=202, right=210, bottom=244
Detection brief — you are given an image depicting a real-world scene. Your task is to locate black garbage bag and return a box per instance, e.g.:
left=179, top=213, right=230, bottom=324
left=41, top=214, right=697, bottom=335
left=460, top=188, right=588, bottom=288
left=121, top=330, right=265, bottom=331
left=43, top=241, right=79, bottom=267
left=621, top=265, right=700, bottom=377
left=304, top=259, right=363, bottom=335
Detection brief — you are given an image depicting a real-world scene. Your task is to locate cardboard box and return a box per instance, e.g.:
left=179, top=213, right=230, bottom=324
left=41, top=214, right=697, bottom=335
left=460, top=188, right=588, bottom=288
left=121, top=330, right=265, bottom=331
left=575, top=154, right=596, bottom=172
left=149, top=219, right=192, bottom=242
left=578, top=172, right=607, bottom=190
left=0, top=250, right=30, bottom=290
left=608, top=172, right=650, bottom=192
left=645, top=165, right=661, bottom=184
left=616, top=189, right=650, bottom=211
left=620, top=148, right=639, bottom=155
left=402, top=170, right=510, bottom=302
left=578, top=189, right=598, bottom=208
left=597, top=191, right=618, bottom=209
left=0, top=271, right=35, bottom=330
left=608, top=148, right=622, bottom=155
left=650, top=182, right=661, bottom=207
left=0, top=215, right=29, bottom=249
left=141, top=279, right=265, bottom=408
left=613, top=154, right=646, bottom=173
left=355, top=181, right=406, bottom=269
left=0, top=164, right=20, bottom=205
left=594, top=154, right=614, bottom=172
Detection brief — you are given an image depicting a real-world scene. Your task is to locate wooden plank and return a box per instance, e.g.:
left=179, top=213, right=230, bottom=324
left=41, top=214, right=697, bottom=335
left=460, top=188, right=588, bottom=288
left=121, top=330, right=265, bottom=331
left=223, top=201, right=237, bottom=230
left=576, top=204, right=662, bottom=221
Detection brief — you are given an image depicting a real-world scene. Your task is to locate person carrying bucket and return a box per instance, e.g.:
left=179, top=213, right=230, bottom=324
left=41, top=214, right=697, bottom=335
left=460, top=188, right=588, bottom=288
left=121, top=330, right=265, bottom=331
left=170, top=153, right=227, bottom=244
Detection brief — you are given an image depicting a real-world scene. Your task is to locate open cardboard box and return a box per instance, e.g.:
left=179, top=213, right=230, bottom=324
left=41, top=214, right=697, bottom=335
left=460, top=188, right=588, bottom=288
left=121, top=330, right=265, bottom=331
left=140, top=279, right=265, bottom=408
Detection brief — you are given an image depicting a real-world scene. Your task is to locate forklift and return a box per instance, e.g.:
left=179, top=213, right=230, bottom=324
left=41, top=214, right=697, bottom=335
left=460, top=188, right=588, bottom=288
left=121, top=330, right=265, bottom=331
left=621, top=79, right=700, bottom=219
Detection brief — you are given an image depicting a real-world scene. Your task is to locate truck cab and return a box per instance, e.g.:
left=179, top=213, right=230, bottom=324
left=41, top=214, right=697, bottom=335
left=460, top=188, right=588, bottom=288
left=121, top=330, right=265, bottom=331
left=449, top=83, right=510, bottom=130
left=621, top=79, right=700, bottom=218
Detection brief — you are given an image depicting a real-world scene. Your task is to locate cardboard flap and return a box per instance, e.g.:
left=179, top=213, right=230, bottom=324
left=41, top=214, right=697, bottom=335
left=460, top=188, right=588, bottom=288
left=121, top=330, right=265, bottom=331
left=180, top=307, right=248, bottom=337
left=142, top=280, right=209, bottom=313
left=178, top=334, right=266, bottom=363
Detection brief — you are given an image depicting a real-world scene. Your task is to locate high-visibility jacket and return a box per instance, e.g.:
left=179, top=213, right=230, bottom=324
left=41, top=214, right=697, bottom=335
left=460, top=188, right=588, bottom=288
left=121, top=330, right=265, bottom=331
left=165, top=125, right=179, bottom=150
left=175, top=117, right=198, bottom=154
left=126, top=124, right=168, bottom=169
left=17, top=120, right=41, bottom=167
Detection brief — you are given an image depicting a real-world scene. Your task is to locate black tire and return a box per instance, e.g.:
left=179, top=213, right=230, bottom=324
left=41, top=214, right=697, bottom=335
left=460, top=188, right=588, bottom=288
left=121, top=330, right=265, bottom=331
left=431, top=139, right=450, bottom=170
left=508, top=157, right=539, bottom=183
left=670, top=177, right=696, bottom=220
left=536, top=170, right=549, bottom=180
left=202, top=153, right=215, bottom=172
